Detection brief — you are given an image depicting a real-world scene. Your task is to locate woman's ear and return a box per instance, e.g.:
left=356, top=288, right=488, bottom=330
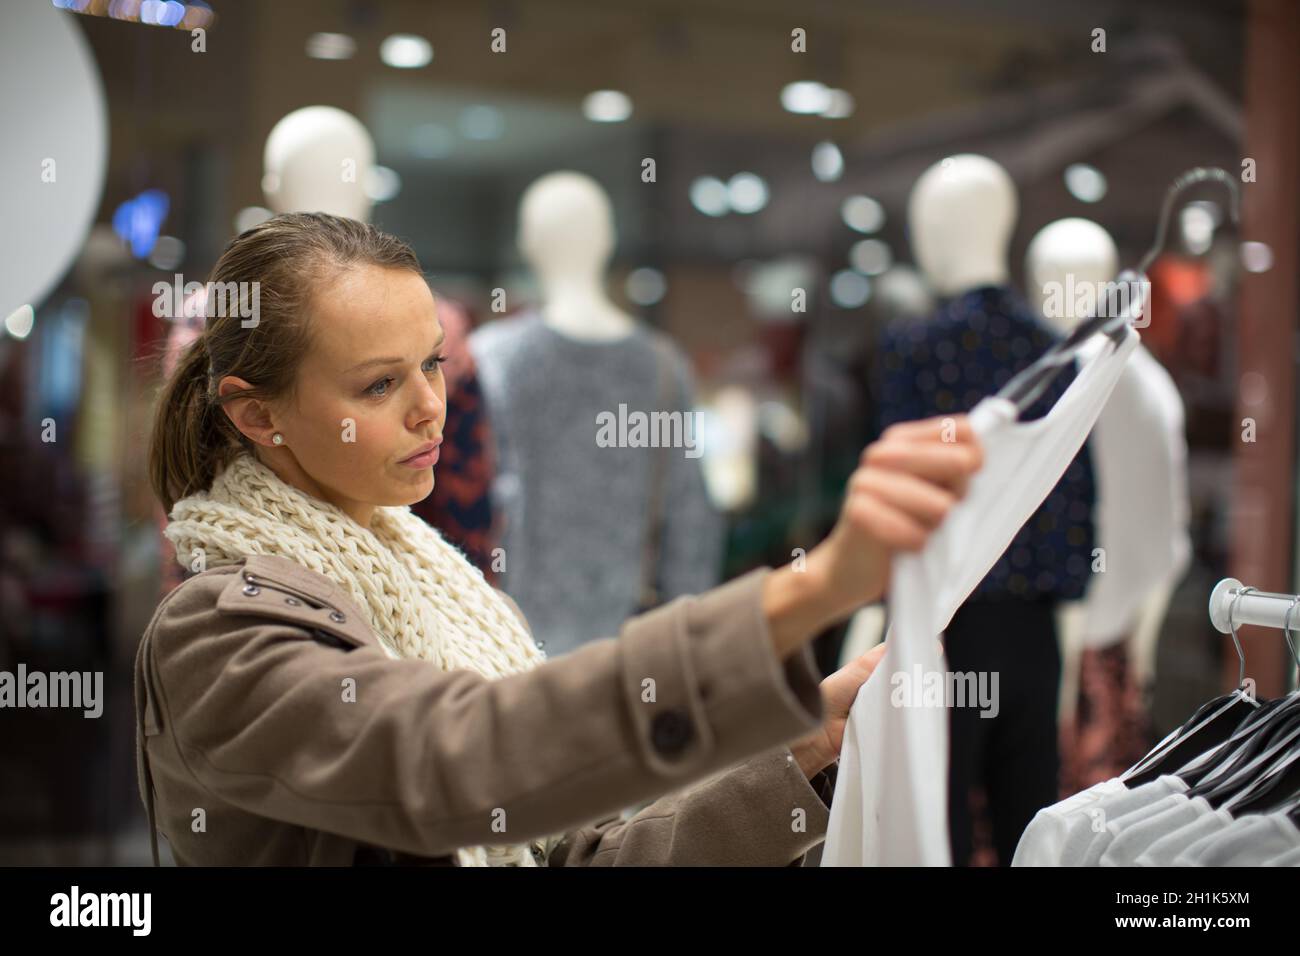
left=218, top=375, right=279, bottom=446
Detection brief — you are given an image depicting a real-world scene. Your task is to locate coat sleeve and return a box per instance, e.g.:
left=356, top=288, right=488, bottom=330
left=546, top=748, right=839, bottom=867
left=146, top=565, right=828, bottom=860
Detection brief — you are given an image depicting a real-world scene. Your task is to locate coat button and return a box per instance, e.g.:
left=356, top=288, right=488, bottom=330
left=329, top=610, right=346, bottom=623
left=242, top=584, right=261, bottom=596
left=284, top=597, right=301, bottom=606
left=650, top=709, right=693, bottom=755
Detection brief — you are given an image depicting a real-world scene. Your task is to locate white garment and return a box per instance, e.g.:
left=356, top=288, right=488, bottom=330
left=822, top=325, right=1140, bottom=866
left=1101, top=795, right=1212, bottom=866
left=1264, top=844, right=1300, bottom=866
left=1077, top=340, right=1191, bottom=647
left=1177, top=813, right=1300, bottom=865
left=1085, top=791, right=1188, bottom=866
left=1011, top=779, right=1126, bottom=866
left=1135, top=803, right=1233, bottom=865
left=1057, top=776, right=1187, bottom=866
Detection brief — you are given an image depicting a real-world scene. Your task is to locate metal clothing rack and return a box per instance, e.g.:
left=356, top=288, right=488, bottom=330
left=1208, top=578, right=1300, bottom=689
left=1210, top=579, right=1300, bottom=635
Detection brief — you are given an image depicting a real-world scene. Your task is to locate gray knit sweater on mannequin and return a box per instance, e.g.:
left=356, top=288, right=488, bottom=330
left=468, top=311, right=724, bottom=657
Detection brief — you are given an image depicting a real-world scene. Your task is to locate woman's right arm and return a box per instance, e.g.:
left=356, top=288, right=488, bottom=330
left=143, top=559, right=833, bottom=860
left=142, top=414, right=980, bottom=860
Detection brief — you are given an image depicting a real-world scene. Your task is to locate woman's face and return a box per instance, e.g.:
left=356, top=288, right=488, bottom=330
left=233, top=265, right=448, bottom=528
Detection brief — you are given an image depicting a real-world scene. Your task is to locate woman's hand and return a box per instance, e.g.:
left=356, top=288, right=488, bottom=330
left=791, top=642, right=889, bottom=777
left=807, top=414, right=983, bottom=620
left=762, top=414, right=982, bottom=662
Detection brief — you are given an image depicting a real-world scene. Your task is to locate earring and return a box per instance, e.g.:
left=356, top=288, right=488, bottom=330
left=271, top=433, right=284, bottom=446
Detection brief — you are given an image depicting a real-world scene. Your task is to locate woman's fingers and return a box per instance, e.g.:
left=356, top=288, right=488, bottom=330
left=859, top=414, right=983, bottom=503
left=880, top=414, right=978, bottom=449
left=851, top=467, right=957, bottom=531
left=844, top=492, right=931, bottom=553
left=856, top=641, right=888, bottom=674
left=862, top=440, right=981, bottom=497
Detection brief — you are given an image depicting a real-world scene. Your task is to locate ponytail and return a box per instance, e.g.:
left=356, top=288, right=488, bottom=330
left=149, top=336, right=243, bottom=514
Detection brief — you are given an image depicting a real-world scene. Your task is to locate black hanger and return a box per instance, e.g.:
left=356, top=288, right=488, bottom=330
left=1213, top=723, right=1300, bottom=814
left=1178, top=694, right=1292, bottom=788
left=1187, top=708, right=1300, bottom=807
left=1121, top=584, right=1261, bottom=788
left=1184, top=597, right=1300, bottom=810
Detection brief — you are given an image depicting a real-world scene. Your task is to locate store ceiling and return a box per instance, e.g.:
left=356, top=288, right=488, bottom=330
left=70, top=0, right=1248, bottom=263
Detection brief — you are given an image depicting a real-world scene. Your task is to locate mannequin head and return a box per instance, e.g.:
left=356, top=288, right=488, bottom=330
left=1025, top=217, right=1119, bottom=333
left=517, top=171, right=615, bottom=285
left=907, top=154, right=1017, bottom=297
left=263, top=107, right=376, bottom=222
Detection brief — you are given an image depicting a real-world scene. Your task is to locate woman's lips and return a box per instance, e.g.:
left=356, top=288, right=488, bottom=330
left=400, top=442, right=441, bottom=468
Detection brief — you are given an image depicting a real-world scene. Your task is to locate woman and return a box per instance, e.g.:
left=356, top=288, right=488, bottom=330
left=136, top=212, right=982, bottom=866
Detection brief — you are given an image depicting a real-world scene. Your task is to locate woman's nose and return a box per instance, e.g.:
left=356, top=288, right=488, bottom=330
left=409, top=375, right=443, bottom=425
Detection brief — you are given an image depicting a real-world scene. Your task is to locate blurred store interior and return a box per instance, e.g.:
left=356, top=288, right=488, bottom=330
left=0, top=0, right=1296, bottom=865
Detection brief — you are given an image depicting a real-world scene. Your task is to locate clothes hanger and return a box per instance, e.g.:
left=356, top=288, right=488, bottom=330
left=1134, top=167, right=1242, bottom=275
left=1121, top=583, right=1260, bottom=788
left=1181, top=595, right=1300, bottom=803
left=998, top=166, right=1241, bottom=416
left=1196, top=596, right=1300, bottom=814
left=1176, top=693, right=1292, bottom=788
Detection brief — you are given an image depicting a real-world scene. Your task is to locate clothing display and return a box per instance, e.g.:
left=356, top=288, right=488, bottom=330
left=822, top=324, right=1139, bottom=866
left=1017, top=776, right=1300, bottom=866
left=1098, top=794, right=1218, bottom=865
left=873, top=284, right=1106, bottom=865
left=1134, top=800, right=1234, bottom=865
left=162, top=449, right=546, bottom=866
left=469, top=311, right=723, bottom=656
left=875, top=285, right=1097, bottom=603
left=1178, top=814, right=1300, bottom=865
left=1073, top=779, right=1190, bottom=865
left=1018, top=643, right=1300, bottom=867
left=1075, top=336, right=1191, bottom=647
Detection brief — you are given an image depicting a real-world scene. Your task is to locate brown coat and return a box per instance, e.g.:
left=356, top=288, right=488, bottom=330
left=133, top=553, right=838, bottom=866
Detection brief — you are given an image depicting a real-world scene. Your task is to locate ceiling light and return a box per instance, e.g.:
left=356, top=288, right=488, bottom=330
left=381, top=34, right=432, bottom=69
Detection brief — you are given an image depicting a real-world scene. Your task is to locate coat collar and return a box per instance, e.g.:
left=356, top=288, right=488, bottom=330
left=212, top=554, right=378, bottom=650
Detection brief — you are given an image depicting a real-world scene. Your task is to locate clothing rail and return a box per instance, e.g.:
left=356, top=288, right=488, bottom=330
left=1209, top=578, right=1300, bottom=635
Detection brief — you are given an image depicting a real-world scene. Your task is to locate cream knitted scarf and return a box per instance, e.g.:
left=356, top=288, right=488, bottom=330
left=164, top=450, right=552, bottom=867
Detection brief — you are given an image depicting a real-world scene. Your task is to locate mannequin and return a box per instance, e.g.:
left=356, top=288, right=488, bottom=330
left=1026, top=218, right=1190, bottom=789
left=517, top=172, right=636, bottom=341
left=470, top=171, right=723, bottom=656
left=908, top=154, right=1016, bottom=297
left=876, top=154, right=1098, bottom=867
left=262, top=106, right=375, bottom=221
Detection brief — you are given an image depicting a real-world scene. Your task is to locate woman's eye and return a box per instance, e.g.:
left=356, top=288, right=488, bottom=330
left=366, top=357, right=444, bottom=397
